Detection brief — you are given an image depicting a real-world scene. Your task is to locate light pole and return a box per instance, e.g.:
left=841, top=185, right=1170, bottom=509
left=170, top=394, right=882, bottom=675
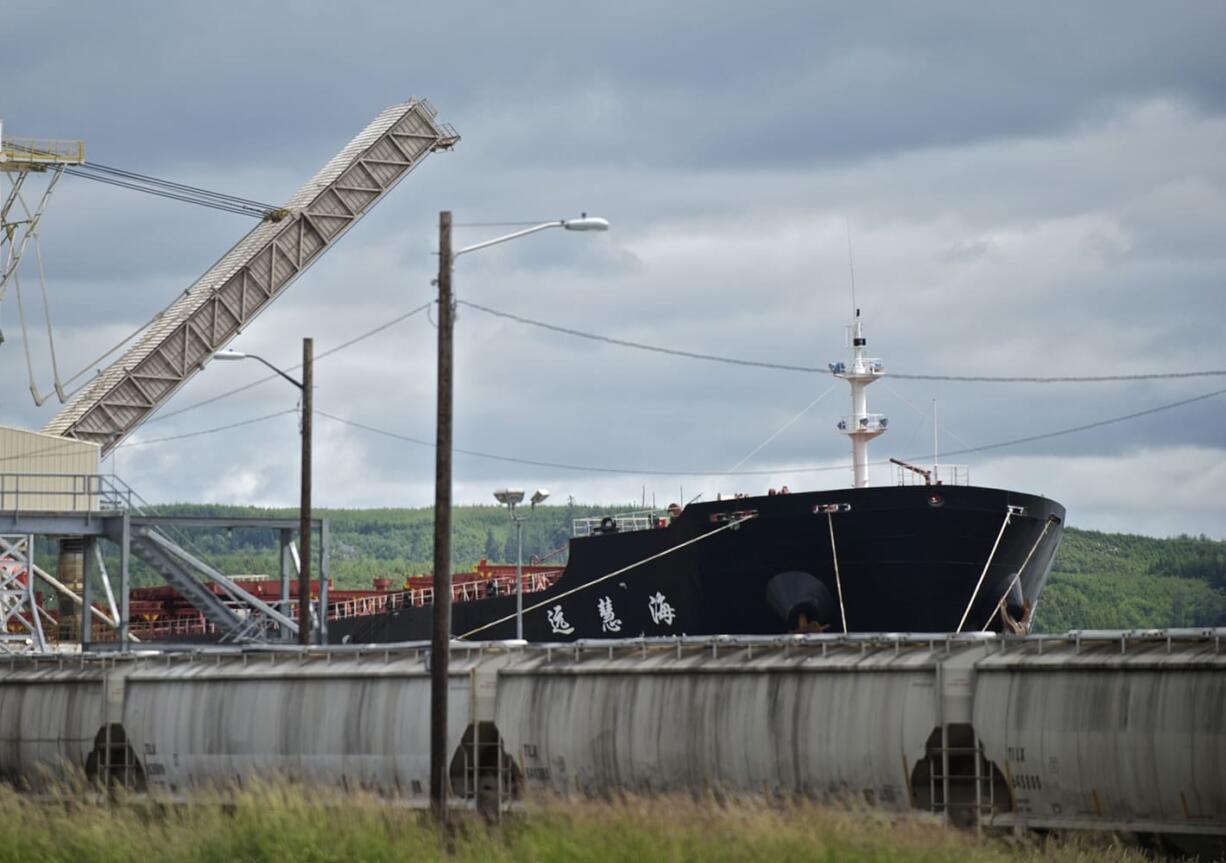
left=213, top=340, right=314, bottom=645
left=431, top=212, right=607, bottom=822
left=493, top=487, right=549, bottom=640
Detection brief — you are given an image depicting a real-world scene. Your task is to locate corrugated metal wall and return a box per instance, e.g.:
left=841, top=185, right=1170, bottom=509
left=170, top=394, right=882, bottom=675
left=0, top=425, right=101, bottom=511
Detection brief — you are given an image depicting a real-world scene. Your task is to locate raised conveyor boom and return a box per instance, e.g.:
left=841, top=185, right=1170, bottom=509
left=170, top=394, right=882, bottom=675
left=43, top=99, right=457, bottom=453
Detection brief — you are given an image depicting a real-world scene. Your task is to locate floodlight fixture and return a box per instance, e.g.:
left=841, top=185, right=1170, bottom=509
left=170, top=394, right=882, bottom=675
left=493, top=488, right=525, bottom=506
left=530, top=489, right=550, bottom=506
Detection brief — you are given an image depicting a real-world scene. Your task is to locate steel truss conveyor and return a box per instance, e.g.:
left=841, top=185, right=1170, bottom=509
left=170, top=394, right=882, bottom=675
left=42, top=100, right=458, bottom=454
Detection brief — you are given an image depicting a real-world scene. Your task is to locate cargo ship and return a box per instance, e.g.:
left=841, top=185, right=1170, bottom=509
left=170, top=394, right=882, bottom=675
left=330, top=312, right=1066, bottom=643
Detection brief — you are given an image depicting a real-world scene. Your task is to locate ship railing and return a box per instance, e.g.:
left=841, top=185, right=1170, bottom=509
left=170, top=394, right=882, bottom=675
left=836, top=414, right=888, bottom=433
left=573, top=510, right=659, bottom=537
left=828, top=358, right=884, bottom=376
left=92, top=614, right=216, bottom=641
left=325, top=571, right=564, bottom=620
left=895, top=464, right=970, bottom=487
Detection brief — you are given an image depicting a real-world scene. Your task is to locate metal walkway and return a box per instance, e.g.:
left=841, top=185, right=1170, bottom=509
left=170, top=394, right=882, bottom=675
left=43, top=99, right=457, bottom=453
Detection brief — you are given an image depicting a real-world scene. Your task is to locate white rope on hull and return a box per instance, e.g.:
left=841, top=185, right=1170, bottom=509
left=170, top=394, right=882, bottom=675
left=956, top=511, right=1013, bottom=634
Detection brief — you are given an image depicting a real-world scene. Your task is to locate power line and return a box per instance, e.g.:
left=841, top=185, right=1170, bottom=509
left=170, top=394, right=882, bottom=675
left=108, top=384, right=1226, bottom=475
left=143, top=302, right=432, bottom=425
left=116, top=409, right=297, bottom=449
left=314, top=385, right=1226, bottom=477
left=924, top=386, right=1226, bottom=461
left=458, top=300, right=1226, bottom=384
left=453, top=220, right=556, bottom=227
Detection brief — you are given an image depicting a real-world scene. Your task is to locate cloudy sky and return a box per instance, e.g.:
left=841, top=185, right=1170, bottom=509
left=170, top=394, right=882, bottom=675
left=2, top=2, right=1224, bottom=538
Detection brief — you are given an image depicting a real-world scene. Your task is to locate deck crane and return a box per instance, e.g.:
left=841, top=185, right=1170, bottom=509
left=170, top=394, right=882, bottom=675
left=42, top=98, right=458, bottom=454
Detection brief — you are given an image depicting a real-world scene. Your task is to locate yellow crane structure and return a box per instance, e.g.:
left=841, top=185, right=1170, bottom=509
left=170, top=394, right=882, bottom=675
left=0, top=122, right=86, bottom=261
left=0, top=121, right=84, bottom=363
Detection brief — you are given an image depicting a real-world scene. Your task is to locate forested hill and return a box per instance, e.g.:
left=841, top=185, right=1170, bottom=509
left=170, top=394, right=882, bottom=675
left=109, top=504, right=1226, bottom=632
left=1034, top=527, right=1225, bottom=631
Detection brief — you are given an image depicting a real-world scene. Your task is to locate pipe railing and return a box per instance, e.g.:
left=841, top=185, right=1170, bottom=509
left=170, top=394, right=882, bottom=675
left=0, top=472, right=133, bottom=513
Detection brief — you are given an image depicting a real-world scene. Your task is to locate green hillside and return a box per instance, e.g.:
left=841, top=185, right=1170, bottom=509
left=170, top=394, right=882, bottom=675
left=76, top=504, right=1226, bottom=632
left=1032, top=527, right=1226, bottom=631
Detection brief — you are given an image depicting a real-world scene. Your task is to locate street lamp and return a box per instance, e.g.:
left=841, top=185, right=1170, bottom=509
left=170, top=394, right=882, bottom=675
left=431, top=212, right=607, bottom=821
left=493, top=487, right=549, bottom=640
left=213, top=341, right=316, bottom=646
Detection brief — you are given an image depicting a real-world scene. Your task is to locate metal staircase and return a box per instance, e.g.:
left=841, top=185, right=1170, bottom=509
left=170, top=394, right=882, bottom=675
left=126, top=526, right=240, bottom=634
left=127, top=523, right=298, bottom=642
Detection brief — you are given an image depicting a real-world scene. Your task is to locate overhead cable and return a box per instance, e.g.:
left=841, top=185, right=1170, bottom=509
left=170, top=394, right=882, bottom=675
left=143, top=302, right=432, bottom=425
left=78, top=162, right=277, bottom=210
left=314, top=385, right=1226, bottom=477
left=109, top=384, right=1226, bottom=473
left=65, top=161, right=279, bottom=219
left=117, top=409, right=297, bottom=449
left=925, top=386, right=1226, bottom=461
left=458, top=300, right=1226, bottom=384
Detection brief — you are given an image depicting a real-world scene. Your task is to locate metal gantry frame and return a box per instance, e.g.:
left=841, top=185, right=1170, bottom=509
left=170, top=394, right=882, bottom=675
left=0, top=128, right=84, bottom=394
left=0, top=534, right=48, bottom=653
left=0, top=490, right=332, bottom=648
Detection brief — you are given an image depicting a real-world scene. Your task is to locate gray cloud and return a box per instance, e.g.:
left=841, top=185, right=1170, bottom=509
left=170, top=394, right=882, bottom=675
left=2, top=1, right=1224, bottom=539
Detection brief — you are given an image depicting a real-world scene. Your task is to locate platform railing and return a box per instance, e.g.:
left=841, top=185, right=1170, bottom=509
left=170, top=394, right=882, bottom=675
left=0, top=137, right=86, bottom=166
left=0, top=472, right=133, bottom=513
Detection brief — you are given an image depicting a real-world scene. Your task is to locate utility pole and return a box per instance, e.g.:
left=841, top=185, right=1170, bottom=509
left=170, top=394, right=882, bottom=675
left=299, top=337, right=313, bottom=646
left=431, top=211, right=453, bottom=821
left=514, top=512, right=524, bottom=640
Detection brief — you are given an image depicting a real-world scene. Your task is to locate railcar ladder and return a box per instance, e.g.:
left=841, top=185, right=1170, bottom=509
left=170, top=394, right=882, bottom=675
left=927, top=725, right=996, bottom=831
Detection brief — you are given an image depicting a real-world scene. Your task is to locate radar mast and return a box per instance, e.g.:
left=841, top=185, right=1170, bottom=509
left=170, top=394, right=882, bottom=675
left=829, top=310, right=886, bottom=488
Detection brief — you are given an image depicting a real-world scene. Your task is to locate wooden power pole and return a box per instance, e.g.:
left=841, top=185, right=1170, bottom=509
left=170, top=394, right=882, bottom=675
left=299, top=337, right=313, bottom=645
left=431, top=211, right=454, bottom=820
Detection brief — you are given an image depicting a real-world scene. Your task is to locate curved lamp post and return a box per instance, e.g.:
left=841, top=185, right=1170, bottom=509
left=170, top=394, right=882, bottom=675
left=431, top=213, right=607, bottom=820
left=213, top=342, right=315, bottom=645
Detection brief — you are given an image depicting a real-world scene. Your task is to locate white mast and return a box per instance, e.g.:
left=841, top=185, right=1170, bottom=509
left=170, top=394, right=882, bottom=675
left=830, top=310, right=886, bottom=488
left=932, top=398, right=939, bottom=479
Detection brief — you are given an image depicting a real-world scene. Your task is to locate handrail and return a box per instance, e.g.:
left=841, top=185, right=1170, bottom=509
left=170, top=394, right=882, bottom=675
left=0, top=472, right=132, bottom=513
left=0, top=138, right=86, bottom=166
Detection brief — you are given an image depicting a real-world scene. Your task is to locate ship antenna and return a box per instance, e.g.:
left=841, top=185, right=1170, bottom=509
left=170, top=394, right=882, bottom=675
left=845, top=219, right=857, bottom=319
left=932, top=398, right=939, bottom=483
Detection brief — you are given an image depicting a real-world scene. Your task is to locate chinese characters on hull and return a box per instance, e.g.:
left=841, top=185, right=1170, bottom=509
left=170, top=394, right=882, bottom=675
left=648, top=591, right=675, bottom=626
left=597, top=596, right=622, bottom=633
left=542, top=592, right=678, bottom=637
left=546, top=604, right=574, bottom=635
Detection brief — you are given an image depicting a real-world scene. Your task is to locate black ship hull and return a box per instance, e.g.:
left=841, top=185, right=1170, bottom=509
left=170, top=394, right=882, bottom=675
left=330, top=484, right=1065, bottom=643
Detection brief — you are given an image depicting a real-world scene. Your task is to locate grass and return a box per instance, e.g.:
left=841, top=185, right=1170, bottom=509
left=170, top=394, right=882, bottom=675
left=0, top=783, right=1181, bottom=863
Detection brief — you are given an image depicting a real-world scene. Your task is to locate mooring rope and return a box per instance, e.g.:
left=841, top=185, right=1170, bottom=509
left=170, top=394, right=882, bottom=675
left=956, top=511, right=1013, bottom=633
left=827, top=512, right=848, bottom=633
left=457, top=514, right=757, bottom=640
left=980, top=515, right=1058, bottom=633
